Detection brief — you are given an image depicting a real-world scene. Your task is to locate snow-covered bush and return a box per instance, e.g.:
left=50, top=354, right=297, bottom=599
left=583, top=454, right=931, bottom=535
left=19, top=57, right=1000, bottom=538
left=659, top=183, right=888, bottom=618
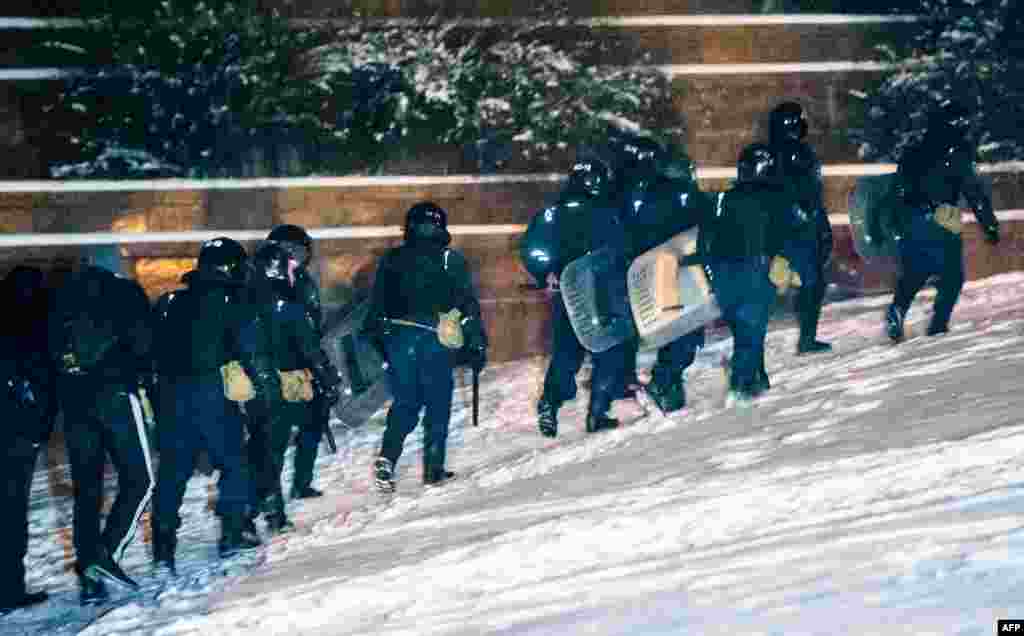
left=303, top=9, right=679, bottom=172
left=41, top=1, right=679, bottom=177
left=43, top=0, right=335, bottom=178
left=854, top=0, right=1023, bottom=161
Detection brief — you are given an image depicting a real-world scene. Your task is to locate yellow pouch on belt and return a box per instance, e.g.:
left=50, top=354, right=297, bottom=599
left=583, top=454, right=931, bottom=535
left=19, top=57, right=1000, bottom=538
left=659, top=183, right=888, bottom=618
left=220, top=360, right=255, bottom=403
left=769, top=256, right=802, bottom=292
left=437, top=308, right=464, bottom=350
left=933, top=205, right=962, bottom=235
left=278, top=368, right=315, bottom=402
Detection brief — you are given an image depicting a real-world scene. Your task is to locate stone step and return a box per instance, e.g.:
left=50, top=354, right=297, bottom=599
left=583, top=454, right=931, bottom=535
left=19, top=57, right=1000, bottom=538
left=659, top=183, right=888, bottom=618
left=4, top=170, right=1018, bottom=238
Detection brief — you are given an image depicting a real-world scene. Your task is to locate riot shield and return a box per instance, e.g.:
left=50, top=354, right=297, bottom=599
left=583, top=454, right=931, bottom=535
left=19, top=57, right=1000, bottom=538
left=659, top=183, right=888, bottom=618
left=321, top=299, right=392, bottom=429
left=848, top=173, right=901, bottom=260
left=560, top=247, right=637, bottom=353
left=627, top=226, right=720, bottom=351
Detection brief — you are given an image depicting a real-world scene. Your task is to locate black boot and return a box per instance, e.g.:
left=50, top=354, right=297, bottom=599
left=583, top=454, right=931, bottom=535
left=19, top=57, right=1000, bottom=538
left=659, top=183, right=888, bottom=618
left=537, top=400, right=558, bottom=438
left=885, top=304, right=905, bottom=342
left=585, top=411, right=619, bottom=433
left=646, top=377, right=686, bottom=414
left=752, top=362, right=771, bottom=397
left=0, top=590, right=48, bottom=615
left=423, top=464, right=456, bottom=486
left=242, top=515, right=263, bottom=548
left=84, top=546, right=138, bottom=591
left=587, top=393, right=620, bottom=433
left=374, top=456, right=396, bottom=493
left=290, top=485, right=323, bottom=499
left=76, top=564, right=109, bottom=606
left=219, top=514, right=262, bottom=558
left=926, top=313, right=950, bottom=336
left=797, top=338, right=832, bottom=355
left=797, top=301, right=831, bottom=354
left=152, top=524, right=178, bottom=575
left=261, top=494, right=294, bottom=534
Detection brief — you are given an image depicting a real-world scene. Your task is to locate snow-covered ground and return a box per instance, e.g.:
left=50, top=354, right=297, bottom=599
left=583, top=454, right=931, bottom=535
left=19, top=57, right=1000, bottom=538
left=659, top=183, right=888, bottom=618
left=6, top=273, right=1024, bottom=635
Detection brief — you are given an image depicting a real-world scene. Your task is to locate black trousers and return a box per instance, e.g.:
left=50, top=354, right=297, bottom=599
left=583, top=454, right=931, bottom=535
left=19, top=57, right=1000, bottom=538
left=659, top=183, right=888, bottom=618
left=248, top=400, right=312, bottom=507
left=710, top=259, right=776, bottom=396
left=0, top=429, right=38, bottom=605
left=153, top=374, right=251, bottom=533
left=650, top=327, right=705, bottom=388
left=541, top=293, right=628, bottom=415
left=57, top=377, right=154, bottom=567
left=380, top=326, right=455, bottom=471
left=291, top=397, right=326, bottom=493
left=783, top=236, right=828, bottom=342
left=893, top=216, right=964, bottom=333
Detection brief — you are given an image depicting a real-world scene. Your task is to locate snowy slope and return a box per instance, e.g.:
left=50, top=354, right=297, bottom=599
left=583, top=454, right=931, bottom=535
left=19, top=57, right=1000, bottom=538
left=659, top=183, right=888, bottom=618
left=5, top=274, right=1024, bottom=635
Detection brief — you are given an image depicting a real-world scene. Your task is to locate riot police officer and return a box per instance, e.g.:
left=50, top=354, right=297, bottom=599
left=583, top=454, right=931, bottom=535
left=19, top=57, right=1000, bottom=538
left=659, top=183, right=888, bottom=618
left=151, top=238, right=263, bottom=573
left=265, top=224, right=339, bottom=500
left=0, top=267, right=54, bottom=614
left=521, top=159, right=631, bottom=437
left=878, top=100, right=999, bottom=341
left=704, top=144, right=793, bottom=404
left=768, top=101, right=834, bottom=354
left=245, top=242, right=341, bottom=530
left=48, top=262, right=154, bottom=603
left=367, top=202, right=487, bottom=492
left=616, top=138, right=713, bottom=414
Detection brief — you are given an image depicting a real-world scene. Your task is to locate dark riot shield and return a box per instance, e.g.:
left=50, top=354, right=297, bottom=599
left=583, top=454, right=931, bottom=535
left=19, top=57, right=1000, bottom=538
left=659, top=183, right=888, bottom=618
left=848, top=173, right=901, bottom=260
left=560, top=247, right=637, bottom=353
left=321, top=299, right=392, bottom=428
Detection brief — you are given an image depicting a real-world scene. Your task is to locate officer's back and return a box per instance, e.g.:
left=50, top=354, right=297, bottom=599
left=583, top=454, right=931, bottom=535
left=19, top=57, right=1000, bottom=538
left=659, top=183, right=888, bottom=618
left=49, top=264, right=151, bottom=387
left=157, top=276, right=248, bottom=379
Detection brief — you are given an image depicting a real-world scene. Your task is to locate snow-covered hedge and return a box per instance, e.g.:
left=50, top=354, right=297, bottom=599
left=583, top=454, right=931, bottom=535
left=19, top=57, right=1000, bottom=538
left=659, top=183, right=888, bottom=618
left=854, top=0, right=1023, bottom=162
left=308, top=16, right=677, bottom=172
left=42, top=0, right=679, bottom=178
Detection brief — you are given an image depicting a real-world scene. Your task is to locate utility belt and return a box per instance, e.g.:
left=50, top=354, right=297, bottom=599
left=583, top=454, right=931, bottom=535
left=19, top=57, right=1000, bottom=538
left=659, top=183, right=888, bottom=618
left=219, top=361, right=315, bottom=404
left=387, top=308, right=465, bottom=350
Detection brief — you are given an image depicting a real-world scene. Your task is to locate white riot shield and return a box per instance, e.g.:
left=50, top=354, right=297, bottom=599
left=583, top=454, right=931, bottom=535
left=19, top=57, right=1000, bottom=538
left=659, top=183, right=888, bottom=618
left=627, top=227, right=720, bottom=351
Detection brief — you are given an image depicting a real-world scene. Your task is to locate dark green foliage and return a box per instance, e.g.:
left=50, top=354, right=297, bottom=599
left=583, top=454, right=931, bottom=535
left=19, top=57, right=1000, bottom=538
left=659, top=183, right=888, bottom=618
left=855, top=0, right=1023, bottom=162
left=38, top=0, right=681, bottom=178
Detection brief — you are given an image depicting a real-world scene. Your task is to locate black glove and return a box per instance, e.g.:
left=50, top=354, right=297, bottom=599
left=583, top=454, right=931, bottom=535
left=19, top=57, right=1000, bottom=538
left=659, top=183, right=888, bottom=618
left=7, top=377, right=38, bottom=411
left=310, top=355, right=343, bottom=407
left=983, top=224, right=1000, bottom=245
left=316, top=379, right=341, bottom=407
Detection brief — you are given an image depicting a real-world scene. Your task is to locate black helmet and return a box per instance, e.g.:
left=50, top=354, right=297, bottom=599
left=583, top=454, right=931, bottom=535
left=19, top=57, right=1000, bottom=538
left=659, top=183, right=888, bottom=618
left=565, top=157, right=611, bottom=199
left=267, top=224, right=313, bottom=267
left=252, top=241, right=293, bottom=283
left=769, top=101, right=808, bottom=144
left=197, top=237, right=247, bottom=282
left=619, top=135, right=665, bottom=181
left=404, top=201, right=451, bottom=246
left=737, top=143, right=777, bottom=184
